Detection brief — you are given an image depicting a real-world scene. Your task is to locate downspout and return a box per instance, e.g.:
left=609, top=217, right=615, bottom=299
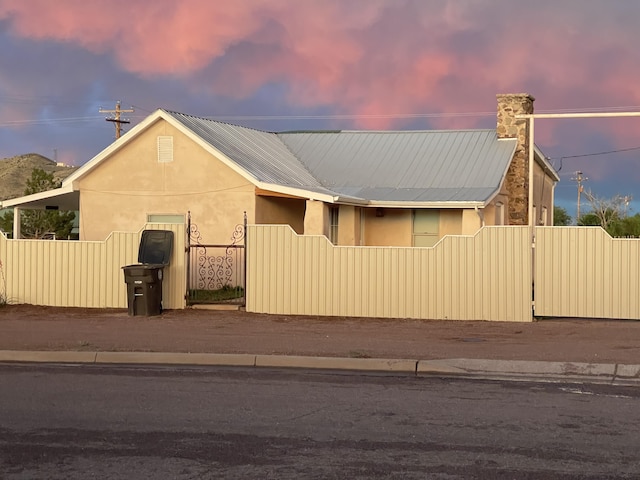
left=474, top=206, right=485, bottom=227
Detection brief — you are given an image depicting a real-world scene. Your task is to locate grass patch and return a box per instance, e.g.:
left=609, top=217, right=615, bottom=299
left=189, top=286, right=244, bottom=303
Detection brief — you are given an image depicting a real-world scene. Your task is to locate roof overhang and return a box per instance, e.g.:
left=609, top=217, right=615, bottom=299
left=364, top=200, right=486, bottom=209
left=535, top=145, right=561, bottom=181
left=1, top=185, right=79, bottom=210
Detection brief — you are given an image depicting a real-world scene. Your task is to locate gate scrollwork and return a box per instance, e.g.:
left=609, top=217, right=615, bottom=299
left=188, top=220, right=245, bottom=292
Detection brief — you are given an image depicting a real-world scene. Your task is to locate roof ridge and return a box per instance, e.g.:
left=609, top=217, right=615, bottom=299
left=162, top=109, right=277, bottom=135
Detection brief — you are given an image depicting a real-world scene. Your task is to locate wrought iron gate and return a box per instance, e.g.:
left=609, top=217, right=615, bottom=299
left=186, top=212, right=246, bottom=306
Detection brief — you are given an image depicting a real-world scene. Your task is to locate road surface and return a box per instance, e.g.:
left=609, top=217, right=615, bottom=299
left=1, top=364, right=639, bottom=479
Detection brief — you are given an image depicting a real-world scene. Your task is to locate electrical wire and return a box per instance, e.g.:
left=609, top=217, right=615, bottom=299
left=551, top=145, right=640, bottom=160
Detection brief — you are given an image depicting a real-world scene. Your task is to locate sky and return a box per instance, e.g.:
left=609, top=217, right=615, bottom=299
left=1, top=0, right=640, bottom=218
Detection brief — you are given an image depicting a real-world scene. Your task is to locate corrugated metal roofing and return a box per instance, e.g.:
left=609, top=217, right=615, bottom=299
left=165, top=111, right=336, bottom=196
left=165, top=110, right=517, bottom=204
left=278, top=130, right=517, bottom=203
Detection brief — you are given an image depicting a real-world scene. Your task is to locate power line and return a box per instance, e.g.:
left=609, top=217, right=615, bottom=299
left=551, top=144, right=640, bottom=160
left=99, top=101, right=134, bottom=139
left=0, top=116, right=106, bottom=127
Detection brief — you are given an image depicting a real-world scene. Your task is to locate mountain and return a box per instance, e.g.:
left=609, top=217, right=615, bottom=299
left=0, top=154, right=77, bottom=201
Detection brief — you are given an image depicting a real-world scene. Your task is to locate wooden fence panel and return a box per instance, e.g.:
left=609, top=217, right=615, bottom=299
left=246, top=225, right=532, bottom=322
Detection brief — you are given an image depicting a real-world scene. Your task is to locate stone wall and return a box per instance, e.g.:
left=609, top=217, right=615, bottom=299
left=496, top=93, right=534, bottom=225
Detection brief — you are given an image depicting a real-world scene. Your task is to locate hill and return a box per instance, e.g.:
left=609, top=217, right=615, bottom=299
left=0, top=154, right=77, bottom=201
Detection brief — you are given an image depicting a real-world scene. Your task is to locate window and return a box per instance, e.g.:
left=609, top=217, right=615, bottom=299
left=147, top=214, right=185, bottom=224
left=157, top=136, right=173, bottom=163
left=413, top=210, right=439, bottom=247
left=329, top=206, right=339, bottom=244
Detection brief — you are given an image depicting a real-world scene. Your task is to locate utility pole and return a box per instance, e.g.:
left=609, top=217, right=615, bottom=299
left=570, top=171, right=587, bottom=223
left=99, top=101, right=134, bottom=139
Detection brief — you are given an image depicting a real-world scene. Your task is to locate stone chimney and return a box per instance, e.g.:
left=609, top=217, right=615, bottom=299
left=496, top=93, right=534, bottom=225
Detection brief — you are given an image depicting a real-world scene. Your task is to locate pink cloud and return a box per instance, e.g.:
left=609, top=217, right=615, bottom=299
left=2, top=0, right=640, bottom=152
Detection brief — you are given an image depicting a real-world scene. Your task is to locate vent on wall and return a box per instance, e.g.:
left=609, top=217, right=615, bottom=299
left=157, top=136, right=173, bottom=163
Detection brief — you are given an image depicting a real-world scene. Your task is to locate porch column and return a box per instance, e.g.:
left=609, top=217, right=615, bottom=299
left=337, top=205, right=360, bottom=246
left=12, top=207, right=21, bottom=239
left=304, top=200, right=329, bottom=237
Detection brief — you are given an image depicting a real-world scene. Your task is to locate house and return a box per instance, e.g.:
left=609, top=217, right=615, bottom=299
left=1, top=93, right=559, bottom=247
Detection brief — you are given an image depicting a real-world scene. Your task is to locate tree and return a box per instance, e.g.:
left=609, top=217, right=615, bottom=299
left=608, top=213, right=640, bottom=238
left=580, top=190, right=625, bottom=231
left=553, top=206, right=572, bottom=226
left=0, top=168, right=76, bottom=239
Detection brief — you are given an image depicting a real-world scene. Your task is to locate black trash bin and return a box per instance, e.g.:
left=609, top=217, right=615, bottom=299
left=122, top=230, right=174, bottom=316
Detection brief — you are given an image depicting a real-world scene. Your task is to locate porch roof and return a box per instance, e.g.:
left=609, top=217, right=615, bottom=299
left=1, top=185, right=78, bottom=211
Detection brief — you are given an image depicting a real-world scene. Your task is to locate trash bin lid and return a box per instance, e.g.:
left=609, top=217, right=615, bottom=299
left=138, top=230, right=174, bottom=265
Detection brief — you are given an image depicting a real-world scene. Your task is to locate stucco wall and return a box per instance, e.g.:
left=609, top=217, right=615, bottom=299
left=532, top=160, right=555, bottom=225
left=337, top=206, right=362, bottom=246
left=358, top=207, right=484, bottom=247
left=304, top=200, right=329, bottom=237
left=255, top=195, right=305, bottom=234
left=362, top=208, right=412, bottom=246
left=76, top=119, right=255, bottom=243
left=440, top=210, right=463, bottom=236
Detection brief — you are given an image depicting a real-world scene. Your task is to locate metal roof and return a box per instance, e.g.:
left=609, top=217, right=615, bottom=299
left=166, top=111, right=518, bottom=205
left=165, top=111, right=336, bottom=196
left=279, top=130, right=516, bottom=203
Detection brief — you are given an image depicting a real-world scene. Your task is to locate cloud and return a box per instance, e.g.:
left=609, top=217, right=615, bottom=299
left=2, top=0, right=640, bottom=197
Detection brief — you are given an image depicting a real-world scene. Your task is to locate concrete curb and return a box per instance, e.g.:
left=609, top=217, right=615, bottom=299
left=0, top=350, right=98, bottom=363
left=1, top=350, right=639, bottom=385
left=94, top=352, right=255, bottom=366
left=419, top=358, right=640, bottom=384
left=255, top=355, right=417, bottom=372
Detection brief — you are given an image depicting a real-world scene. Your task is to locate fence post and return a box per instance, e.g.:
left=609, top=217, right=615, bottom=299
left=185, top=211, right=191, bottom=304
left=243, top=211, right=247, bottom=307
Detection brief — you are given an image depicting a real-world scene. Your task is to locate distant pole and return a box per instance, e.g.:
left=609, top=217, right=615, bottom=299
left=570, top=171, right=587, bottom=223
left=99, top=101, right=134, bottom=139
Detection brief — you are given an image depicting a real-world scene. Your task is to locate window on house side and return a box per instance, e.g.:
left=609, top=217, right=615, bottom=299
left=157, top=136, right=174, bottom=163
left=329, top=206, right=339, bottom=244
left=413, top=210, right=439, bottom=247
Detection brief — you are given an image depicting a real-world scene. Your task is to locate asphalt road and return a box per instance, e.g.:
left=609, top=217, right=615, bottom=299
left=1, top=364, right=639, bottom=479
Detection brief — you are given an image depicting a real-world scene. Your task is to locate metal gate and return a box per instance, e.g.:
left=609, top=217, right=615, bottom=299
left=186, top=213, right=246, bottom=306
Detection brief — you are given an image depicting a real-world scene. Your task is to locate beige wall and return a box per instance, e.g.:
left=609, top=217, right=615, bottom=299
left=440, top=210, right=463, bottom=236
left=362, top=208, right=412, bottom=246
left=359, top=207, right=481, bottom=247
left=337, top=205, right=362, bottom=246
left=484, top=193, right=509, bottom=226
left=255, top=195, right=305, bottom=234
left=77, top=119, right=254, bottom=243
left=461, top=209, right=483, bottom=235
left=304, top=200, right=329, bottom=237
left=532, top=160, right=555, bottom=225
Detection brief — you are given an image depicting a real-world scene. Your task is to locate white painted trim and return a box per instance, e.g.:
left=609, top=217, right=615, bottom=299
left=1, top=184, right=75, bottom=208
